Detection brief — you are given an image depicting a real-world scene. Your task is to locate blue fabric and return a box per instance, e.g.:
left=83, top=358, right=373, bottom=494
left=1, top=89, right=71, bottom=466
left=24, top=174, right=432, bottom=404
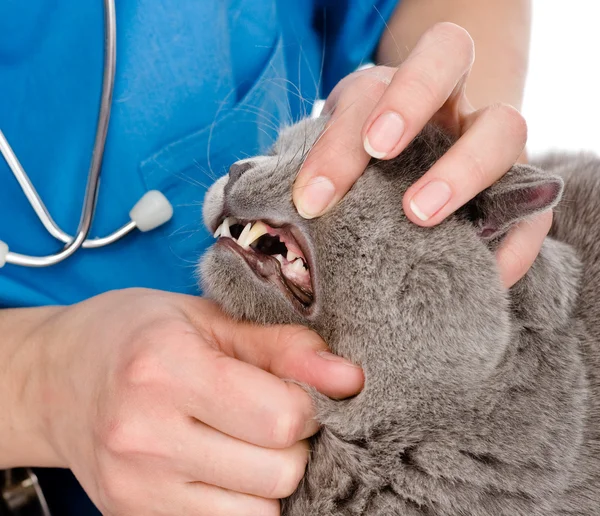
left=0, top=0, right=398, bottom=512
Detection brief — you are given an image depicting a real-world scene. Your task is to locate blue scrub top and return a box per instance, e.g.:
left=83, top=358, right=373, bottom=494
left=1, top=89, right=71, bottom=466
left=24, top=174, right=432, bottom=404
left=0, top=0, right=397, bottom=512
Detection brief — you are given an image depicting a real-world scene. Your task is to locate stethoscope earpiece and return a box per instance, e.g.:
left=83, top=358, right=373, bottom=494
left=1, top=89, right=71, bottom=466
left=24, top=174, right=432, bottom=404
left=129, top=191, right=174, bottom=232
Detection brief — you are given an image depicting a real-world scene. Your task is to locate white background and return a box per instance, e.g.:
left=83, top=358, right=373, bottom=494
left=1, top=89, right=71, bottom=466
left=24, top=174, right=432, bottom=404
left=523, top=0, right=600, bottom=156
left=313, top=2, right=600, bottom=157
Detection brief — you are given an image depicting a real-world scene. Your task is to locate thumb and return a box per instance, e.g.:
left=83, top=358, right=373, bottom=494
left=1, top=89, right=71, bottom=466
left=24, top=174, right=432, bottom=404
left=202, top=302, right=364, bottom=400
left=496, top=210, right=552, bottom=288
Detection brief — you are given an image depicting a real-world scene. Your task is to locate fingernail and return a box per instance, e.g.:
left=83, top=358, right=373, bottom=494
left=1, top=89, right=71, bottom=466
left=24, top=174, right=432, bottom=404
left=409, top=180, right=453, bottom=221
left=364, top=111, right=405, bottom=159
left=296, top=176, right=336, bottom=219
left=317, top=351, right=360, bottom=367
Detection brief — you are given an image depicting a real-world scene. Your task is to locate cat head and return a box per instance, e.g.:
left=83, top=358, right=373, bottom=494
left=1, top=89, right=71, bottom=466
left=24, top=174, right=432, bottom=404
left=199, top=117, right=563, bottom=382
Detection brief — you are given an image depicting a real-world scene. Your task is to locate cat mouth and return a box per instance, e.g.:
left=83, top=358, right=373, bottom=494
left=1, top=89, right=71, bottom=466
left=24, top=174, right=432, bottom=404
left=212, top=217, right=314, bottom=309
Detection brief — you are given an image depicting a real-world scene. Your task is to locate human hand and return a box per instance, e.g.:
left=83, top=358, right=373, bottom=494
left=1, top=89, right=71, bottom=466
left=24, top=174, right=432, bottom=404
left=293, top=22, right=551, bottom=288
left=32, top=289, right=363, bottom=515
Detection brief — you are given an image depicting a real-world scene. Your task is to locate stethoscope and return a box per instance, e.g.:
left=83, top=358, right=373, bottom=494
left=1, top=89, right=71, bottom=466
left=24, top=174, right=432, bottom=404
left=0, top=0, right=173, bottom=269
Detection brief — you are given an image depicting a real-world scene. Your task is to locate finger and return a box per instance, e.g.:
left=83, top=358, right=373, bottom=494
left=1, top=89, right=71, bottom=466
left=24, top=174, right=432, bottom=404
left=177, top=340, right=318, bottom=448
left=174, top=300, right=361, bottom=447
left=496, top=211, right=552, bottom=288
left=292, top=69, right=391, bottom=219
left=322, top=66, right=394, bottom=115
left=403, top=103, right=528, bottom=226
left=321, top=72, right=360, bottom=115
left=100, top=468, right=280, bottom=516
left=178, top=298, right=363, bottom=399
left=99, top=465, right=280, bottom=516
left=177, top=418, right=309, bottom=499
left=180, top=482, right=279, bottom=516
left=207, top=308, right=364, bottom=399
left=362, top=22, right=475, bottom=160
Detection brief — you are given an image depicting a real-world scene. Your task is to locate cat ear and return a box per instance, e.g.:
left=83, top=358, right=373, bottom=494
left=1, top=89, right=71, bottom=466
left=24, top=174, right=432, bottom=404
left=469, top=164, right=563, bottom=240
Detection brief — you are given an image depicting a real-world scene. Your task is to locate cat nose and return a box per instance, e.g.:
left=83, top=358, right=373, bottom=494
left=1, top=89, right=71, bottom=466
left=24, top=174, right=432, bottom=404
left=228, top=161, right=253, bottom=183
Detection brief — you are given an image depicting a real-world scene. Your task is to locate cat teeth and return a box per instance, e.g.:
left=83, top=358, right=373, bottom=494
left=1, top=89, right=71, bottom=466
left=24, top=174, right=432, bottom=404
left=220, top=217, right=232, bottom=238
left=237, top=223, right=252, bottom=248
left=290, top=258, right=305, bottom=272
left=287, top=250, right=300, bottom=262
left=274, top=254, right=284, bottom=264
left=239, top=221, right=270, bottom=249
left=214, top=217, right=237, bottom=239
left=214, top=218, right=270, bottom=249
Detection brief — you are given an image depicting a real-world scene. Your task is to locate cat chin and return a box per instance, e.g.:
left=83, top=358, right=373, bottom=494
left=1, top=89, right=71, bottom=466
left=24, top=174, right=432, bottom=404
left=199, top=246, right=308, bottom=327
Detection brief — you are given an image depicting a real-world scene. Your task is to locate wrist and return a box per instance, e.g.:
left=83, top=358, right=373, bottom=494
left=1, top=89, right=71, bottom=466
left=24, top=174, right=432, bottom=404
left=0, top=305, right=67, bottom=468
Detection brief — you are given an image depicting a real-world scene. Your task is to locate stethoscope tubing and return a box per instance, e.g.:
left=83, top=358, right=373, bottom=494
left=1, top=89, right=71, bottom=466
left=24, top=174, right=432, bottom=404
left=0, top=0, right=127, bottom=266
left=1, top=0, right=173, bottom=269
left=2, top=0, right=117, bottom=267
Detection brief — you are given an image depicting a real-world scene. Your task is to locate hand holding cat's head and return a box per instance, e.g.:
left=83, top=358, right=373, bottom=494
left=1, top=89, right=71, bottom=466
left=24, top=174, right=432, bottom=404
left=200, top=117, right=562, bottom=377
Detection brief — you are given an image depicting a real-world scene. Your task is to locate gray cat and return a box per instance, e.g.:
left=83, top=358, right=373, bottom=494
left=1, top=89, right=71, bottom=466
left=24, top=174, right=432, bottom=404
left=199, top=116, right=600, bottom=515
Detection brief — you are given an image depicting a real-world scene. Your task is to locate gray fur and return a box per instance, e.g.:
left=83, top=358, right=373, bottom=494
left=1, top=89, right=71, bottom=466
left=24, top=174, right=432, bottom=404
left=199, top=116, right=600, bottom=515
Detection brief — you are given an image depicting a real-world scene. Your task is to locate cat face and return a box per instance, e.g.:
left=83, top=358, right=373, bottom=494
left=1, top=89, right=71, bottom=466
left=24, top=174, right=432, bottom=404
left=199, top=117, right=562, bottom=373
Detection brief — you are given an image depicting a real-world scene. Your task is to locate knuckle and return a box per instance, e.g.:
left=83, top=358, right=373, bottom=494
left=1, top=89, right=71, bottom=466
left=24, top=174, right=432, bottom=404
left=276, top=324, right=322, bottom=351
left=97, top=408, right=162, bottom=460
left=430, top=22, right=473, bottom=47
left=96, top=472, right=132, bottom=514
left=269, top=409, right=305, bottom=448
left=429, top=23, right=474, bottom=64
left=325, top=68, right=390, bottom=113
left=209, top=352, right=238, bottom=391
left=100, top=418, right=142, bottom=457
left=268, top=449, right=308, bottom=498
left=488, top=103, right=528, bottom=143
left=122, top=349, right=169, bottom=390
left=136, top=316, right=185, bottom=344
left=362, top=68, right=394, bottom=88
left=349, top=73, right=389, bottom=104
left=354, top=71, right=389, bottom=91
left=402, top=71, right=443, bottom=110
left=122, top=319, right=189, bottom=390
left=303, top=132, right=363, bottom=177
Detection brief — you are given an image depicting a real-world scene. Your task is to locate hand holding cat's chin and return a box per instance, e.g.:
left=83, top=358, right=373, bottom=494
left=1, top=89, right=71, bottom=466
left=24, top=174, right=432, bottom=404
left=293, top=21, right=549, bottom=289
left=27, top=289, right=363, bottom=515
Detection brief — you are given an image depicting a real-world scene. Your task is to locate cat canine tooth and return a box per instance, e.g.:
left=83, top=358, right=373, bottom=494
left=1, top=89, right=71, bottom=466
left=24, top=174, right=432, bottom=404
left=237, top=222, right=252, bottom=249
left=274, top=254, right=284, bottom=264
left=287, top=250, right=300, bottom=262
left=221, top=217, right=233, bottom=238
left=239, top=221, right=270, bottom=249
left=213, top=223, right=223, bottom=238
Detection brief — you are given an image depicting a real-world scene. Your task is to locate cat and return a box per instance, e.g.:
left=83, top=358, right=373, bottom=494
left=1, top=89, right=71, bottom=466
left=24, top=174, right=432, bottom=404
left=199, top=116, right=600, bottom=515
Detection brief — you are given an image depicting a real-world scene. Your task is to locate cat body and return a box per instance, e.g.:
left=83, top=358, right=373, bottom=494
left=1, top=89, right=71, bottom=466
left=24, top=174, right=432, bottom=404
left=200, top=117, right=600, bottom=515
